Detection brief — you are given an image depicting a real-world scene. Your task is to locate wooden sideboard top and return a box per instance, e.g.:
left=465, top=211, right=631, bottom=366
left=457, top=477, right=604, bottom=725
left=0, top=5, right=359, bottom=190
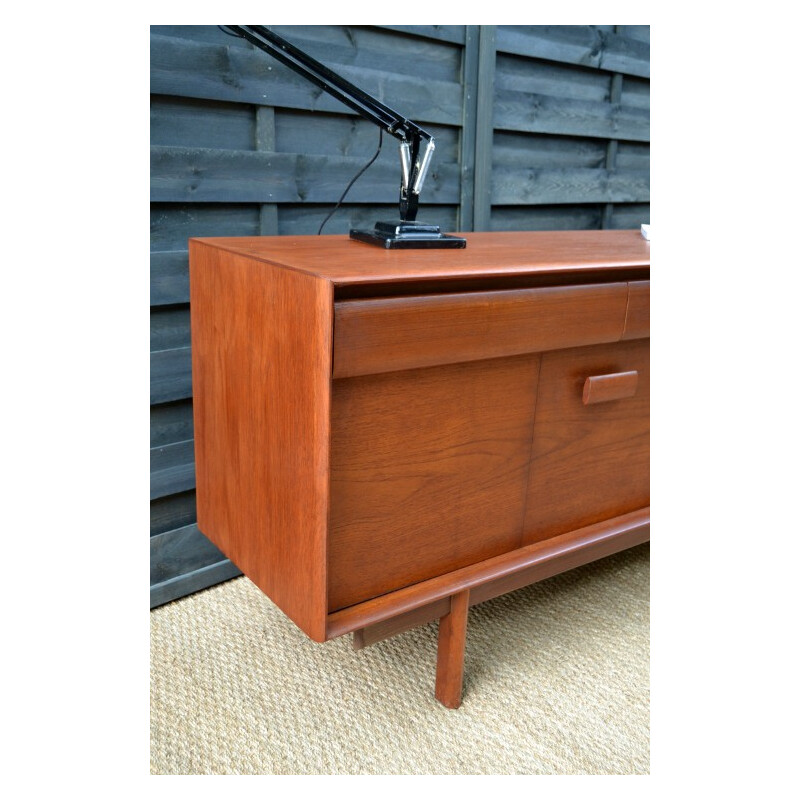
left=190, top=230, right=650, bottom=286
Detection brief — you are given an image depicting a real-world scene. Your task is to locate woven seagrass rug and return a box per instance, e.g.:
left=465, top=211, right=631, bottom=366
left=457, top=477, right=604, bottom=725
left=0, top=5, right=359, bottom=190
left=150, top=543, right=649, bottom=774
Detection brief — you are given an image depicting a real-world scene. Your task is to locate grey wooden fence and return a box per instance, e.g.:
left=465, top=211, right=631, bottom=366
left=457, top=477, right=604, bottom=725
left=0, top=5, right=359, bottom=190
left=150, top=24, right=650, bottom=608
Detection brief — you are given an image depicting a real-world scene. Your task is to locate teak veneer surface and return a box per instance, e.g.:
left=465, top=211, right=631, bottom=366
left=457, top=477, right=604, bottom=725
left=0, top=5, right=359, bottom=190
left=329, top=354, right=541, bottom=611
left=191, top=230, right=650, bottom=286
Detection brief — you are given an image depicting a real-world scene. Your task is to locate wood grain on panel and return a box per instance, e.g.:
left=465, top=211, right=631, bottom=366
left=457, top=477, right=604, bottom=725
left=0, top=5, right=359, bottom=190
left=623, top=280, right=650, bottom=339
left=327, top=508, right=650, bottom=639
left=192, top=230, right=650, bottom=287
left=333, top=283, right=628, bottom=378
left=523, top=339, right=649, bottom=545
left=435, top=590, right=470, bottom=709
left=189, top=240, right=332, bottom=641
left=328, top=354, right=541, bottom=612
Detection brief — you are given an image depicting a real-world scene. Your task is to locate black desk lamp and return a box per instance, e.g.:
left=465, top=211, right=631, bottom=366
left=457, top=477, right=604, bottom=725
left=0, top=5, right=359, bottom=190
left=221, top=26, right=466, bottom=249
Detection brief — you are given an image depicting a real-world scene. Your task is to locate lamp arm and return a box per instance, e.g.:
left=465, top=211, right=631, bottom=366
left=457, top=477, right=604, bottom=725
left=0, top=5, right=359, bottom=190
left=222, top=25, right=435, bottom=221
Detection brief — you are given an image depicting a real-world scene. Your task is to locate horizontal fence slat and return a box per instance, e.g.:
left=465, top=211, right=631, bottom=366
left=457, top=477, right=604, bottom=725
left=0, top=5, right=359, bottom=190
left=496, top=26, right=649, bottom=78
left=151, top=346, right=191, bottom=404
left=616, top=143, right=650, bottom=172
left=610, top=204, right=650, bottom=229
left=150, top=95, right=255, bottom=150
left=150, top=559, right=242, bottom=608
left=151, top=251, right=189, bottom=306
left=489, top=205, right=604, bottom=231
left=151, top=146, right=461, bottom=204
left=151, top=491, right=196, bottom=537
left=151, top=399, right=193, bottom=448
left=493, top=132, right=607, bottom=169
left=376, top=25, right=466, bottom=45
left=151, top=439, right=195, bottom=500
left=596, top=33, right=651, bottom=77
left=618, top=26, right=650, bottom=44
left=492, top=167, right=649, bottom=205
left=495, top=54, right=613, bottom=105
left=150, top=35, right=463, bottom=127
left=493, top=88, right=649, bottom=141
left=620, top=76, right=650, bottom=112
left=151, top=204, right=260, bottom=250
left=151, top=306, right=191, bottom=351
left=150, top=523, right=226, bottom=586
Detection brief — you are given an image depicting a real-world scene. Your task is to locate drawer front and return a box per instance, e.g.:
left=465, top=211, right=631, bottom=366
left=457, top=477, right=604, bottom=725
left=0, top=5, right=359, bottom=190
left=333, top=282, right=629, bottom=378
left=328, top=354, right=541, bottom=612
left=523, top=338, right=650, bottom=544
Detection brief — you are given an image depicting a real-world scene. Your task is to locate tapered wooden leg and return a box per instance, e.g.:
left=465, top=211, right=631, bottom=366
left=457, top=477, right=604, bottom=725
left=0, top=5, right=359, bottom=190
left=435, top=589, right=470, bottom=709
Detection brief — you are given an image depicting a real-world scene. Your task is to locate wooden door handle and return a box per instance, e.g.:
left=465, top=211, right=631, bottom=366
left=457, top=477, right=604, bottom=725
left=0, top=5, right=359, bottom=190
left=582, top=370, right=638, bottom=405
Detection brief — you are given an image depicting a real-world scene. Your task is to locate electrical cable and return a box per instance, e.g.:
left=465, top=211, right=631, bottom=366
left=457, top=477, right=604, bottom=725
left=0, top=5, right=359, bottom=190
left=318, top=127, right=383, bottom=235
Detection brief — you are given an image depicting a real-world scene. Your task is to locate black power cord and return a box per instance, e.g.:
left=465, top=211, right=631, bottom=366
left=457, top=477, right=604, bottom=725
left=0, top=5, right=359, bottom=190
left=318, top=127, right=383, bottom=235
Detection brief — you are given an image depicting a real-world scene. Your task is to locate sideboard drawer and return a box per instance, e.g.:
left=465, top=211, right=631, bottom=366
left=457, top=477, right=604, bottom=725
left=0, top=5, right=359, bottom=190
left=332, top=282, right=629, bottom=378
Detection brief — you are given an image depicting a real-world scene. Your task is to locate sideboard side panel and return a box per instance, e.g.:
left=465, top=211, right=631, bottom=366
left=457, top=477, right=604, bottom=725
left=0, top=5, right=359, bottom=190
left=189, top=241, right=332, bottom=641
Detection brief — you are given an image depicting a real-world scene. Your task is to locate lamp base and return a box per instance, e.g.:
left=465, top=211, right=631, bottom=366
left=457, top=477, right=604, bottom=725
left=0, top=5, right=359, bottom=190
left=350, top=220, right=467, bottom=249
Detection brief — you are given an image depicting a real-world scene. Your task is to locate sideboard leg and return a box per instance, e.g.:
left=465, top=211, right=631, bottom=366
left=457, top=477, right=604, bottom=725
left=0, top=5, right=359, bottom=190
left=435, top=589, right=470, bottom=709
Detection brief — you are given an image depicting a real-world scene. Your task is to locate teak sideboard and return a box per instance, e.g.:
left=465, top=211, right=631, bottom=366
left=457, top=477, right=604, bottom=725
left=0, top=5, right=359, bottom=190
left=189, top=230, right=650, bottom=709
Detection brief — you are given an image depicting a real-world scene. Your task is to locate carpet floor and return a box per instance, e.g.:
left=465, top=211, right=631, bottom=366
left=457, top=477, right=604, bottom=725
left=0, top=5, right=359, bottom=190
left=150, top=543, right=649, bottom=775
